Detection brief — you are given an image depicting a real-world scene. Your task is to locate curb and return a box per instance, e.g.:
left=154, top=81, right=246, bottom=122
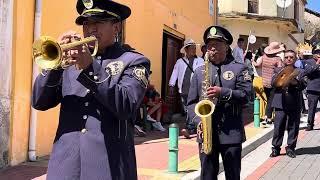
left=181, top=125, right=274, bottom=180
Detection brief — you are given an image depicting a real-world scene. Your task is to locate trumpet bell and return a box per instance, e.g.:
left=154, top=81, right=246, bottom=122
left=32, top=36, right=63, bottom=70
left=32, top=35, right=98, bottom=70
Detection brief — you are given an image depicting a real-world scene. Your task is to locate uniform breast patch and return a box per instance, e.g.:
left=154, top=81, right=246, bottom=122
left=243, top=70, right=252, bottom=81
left=223, top=71, right=235, bottom=80
left=132, top=66, right=148, bottom=88
left=105, top=61, right=124, bottom=76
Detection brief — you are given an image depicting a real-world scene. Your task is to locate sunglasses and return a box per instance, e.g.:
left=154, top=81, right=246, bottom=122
left=284, top=56, right=295, bottom=59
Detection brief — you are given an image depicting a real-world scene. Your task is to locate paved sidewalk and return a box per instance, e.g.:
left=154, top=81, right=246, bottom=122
left=0, top=105, right=273, bottom=180
left=234, top=112, right=320, bottom=180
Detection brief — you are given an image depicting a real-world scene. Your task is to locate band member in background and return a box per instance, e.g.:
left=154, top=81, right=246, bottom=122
left=169, top=39, right=204, bottom=138
left=187, top=26, right=252, bottom=180
left=270, top=50, right=306, bottom=158
left=32, top=0, right=150, bottom=179
left=301, top=44, right=320, bottom=131
left=232, top=37, right=245, bottom=63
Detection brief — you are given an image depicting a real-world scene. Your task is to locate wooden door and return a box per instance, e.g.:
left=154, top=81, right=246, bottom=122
left=161, top=32, right=183, bottom=114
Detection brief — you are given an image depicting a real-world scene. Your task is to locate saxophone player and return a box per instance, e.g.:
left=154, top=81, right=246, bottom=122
left=187, top=26, right=252, bottom=180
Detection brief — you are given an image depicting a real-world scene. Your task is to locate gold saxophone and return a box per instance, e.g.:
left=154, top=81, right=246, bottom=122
left=194, top=52, right=216, bottom=154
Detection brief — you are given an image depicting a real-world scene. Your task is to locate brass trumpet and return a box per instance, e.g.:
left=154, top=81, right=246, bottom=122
left=194, top=52, right=215, bottom=154
left=32, top=36, right=98, bottom=70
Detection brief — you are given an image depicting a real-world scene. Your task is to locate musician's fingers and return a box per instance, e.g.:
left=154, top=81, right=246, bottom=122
left=82, top=44, right=90, bottom=53
left=58, top=31, right=82, bottom=44
left=207, top=86, right=215, bottom=92
left=70, top=51, right=81, bottom=59
left=68, top=59, right=77, bottom=64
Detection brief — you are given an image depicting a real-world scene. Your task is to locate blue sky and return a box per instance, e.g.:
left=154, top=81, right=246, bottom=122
left=307, top=0, right=320, bottom=12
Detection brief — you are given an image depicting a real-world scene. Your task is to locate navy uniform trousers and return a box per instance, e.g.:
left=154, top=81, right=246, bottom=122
left=199, top=141, right=242, bottom=180
left=301, top=59, right=320, bottom=128
left=307, top=91, right=320, bottom=128
left=272, top=109, right=300, bottom=150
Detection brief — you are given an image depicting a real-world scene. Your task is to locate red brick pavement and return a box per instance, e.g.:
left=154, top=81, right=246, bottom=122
left=0, top=165, right=47, bottom=180
left=246, top=112, right=320, bottom=180
left=0, top=106, right=253, bottom=180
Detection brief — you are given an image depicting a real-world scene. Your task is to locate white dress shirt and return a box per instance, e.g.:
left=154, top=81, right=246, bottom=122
left=169, top=56, right=204, bottom=93
left=232, top=46, right=244, bottom=63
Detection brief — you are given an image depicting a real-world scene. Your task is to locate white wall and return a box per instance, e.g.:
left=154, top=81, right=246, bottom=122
left=0, top=0, right=13, bottom=168
left=220, top=19, right=302, bottom=50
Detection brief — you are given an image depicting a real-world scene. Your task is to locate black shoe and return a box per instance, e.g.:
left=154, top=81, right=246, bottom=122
left=286, top=150, right=296, bottom=158
left=306, top=125, right=313, bottom=131
left=266, top=119, right=273, bottom=124
left=270, top=149, right=280, bottom=157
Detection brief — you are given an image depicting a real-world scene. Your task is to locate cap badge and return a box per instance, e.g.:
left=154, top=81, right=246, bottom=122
left=209, top=27, right=217, bottom=37
left=82, top=0, right=94, bottom=9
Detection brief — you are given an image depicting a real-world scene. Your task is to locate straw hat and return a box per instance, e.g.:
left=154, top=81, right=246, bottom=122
left=180, top=39, right=198, bottom=53
left=264, top=42, right=285, bottom=55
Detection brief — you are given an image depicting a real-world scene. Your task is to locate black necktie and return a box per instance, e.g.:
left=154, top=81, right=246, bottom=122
left=181, top=57, right=194, bottom=97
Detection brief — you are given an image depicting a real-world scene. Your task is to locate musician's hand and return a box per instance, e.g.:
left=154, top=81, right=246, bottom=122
left=58, top=31, right=93, bottom=70
left=58, top=31, right=80, bottom=45
left=69, top=44, right=93, bottom=70
left=289, top=79, right=298, bottom=86
left=207, top=86, right=221, bottom=99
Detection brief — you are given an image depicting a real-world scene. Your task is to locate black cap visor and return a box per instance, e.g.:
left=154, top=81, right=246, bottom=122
left=76, top=9, right=121, bottom=25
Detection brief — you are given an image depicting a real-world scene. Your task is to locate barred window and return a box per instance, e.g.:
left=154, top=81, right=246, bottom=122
left=248, top=0, right=259, bottom=14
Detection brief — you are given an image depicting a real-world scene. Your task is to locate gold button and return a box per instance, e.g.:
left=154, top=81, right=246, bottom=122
left=81, top=128, right=87, bottom=133
left=86, top=89, right=90, bottom=93
left=94, top=76, right=98, bottom=80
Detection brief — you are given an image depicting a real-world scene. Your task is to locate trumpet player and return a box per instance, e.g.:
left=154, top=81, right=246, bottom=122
left=270, top=50, right=306, bottom=158
left=187, top=26, right=252, bottom=180
left=32, top=0, right=150, bottom=179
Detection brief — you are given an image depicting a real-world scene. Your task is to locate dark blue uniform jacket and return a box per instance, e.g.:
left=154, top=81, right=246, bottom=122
left=187, top=57, right=252, bottom=145
left=32, top=43, right=150, bottom=180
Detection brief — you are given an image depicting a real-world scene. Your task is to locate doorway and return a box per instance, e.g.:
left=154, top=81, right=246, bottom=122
left=161, top=31, right=183, bottom=114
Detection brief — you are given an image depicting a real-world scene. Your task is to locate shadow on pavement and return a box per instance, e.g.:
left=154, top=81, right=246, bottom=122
left=295, top=146, right=320, bottom=155
left=179, top=169, right=197, bottom=174
left=0, top=165, right=47, bottom=180
left=134, top=105, right=253, bottom=145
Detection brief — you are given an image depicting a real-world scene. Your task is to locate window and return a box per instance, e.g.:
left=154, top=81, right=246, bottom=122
left=248, top=0, right=259, bottom=14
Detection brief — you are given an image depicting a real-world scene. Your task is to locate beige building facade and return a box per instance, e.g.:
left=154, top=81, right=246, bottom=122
left=218, top=0, right=306, bottom=51
left=0, top=0, right=218, bottom=168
